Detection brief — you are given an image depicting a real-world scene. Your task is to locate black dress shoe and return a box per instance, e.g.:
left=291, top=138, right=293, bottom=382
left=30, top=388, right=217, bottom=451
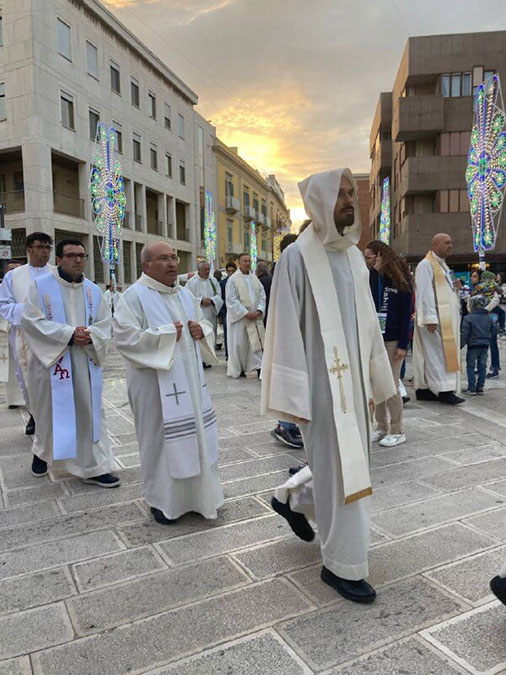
left=288, top=462, right=308, bottom=475
left=438, top=391, right=465, bottom=405
left=415, top=389, right=439, bottom=402
left=490, top=575, right=506, bottom=605
left=203, top=363, right=212, bottom=369
left=320, top=566, right=376, bottom=604
left=271, top=496, right=314, bottom=541
left=81, top=474, right=121, bottom=488
left=150, top=507, right=178, bottom=525
left=31, top=455, right=48, bottom=477
left=25, top=414, right=35, bottom=435
left=8, top=405, right=19, bottom=409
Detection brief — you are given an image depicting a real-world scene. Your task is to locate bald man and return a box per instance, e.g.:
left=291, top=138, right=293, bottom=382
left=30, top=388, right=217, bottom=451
left=413, top=233, right=464, bottom=405
left=186, top=260, right=223, bottom=366
left=113, top=242, right=224, bottom=524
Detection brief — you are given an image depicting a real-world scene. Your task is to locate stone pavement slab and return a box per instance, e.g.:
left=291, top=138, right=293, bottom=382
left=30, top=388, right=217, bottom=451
left=2, top=348, right=506, bottom=673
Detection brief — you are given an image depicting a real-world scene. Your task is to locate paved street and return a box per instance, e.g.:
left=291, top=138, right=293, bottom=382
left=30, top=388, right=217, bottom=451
left=1, top=347, right=506, bottom=674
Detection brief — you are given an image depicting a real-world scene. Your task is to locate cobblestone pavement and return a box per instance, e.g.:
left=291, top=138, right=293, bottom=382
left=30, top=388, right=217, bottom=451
left=2, top=345, right=506, bottom=674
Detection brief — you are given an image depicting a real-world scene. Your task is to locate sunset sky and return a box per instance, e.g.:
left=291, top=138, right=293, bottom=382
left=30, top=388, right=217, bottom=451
left=104, top=0, right=506, bottom=226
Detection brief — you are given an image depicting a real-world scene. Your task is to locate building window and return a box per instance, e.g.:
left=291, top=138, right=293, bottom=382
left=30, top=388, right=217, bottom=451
left=57, top=18, right=72, bottom=61
left=179, top=160, right=186, bottom=185
left=131, top=78, right=140, bottom=107
left=165, top=153, right=172, bottom=178
left=123, top=240, right=132, bottom=283
left=164, top=103, right=171, bottom=129
left=0, top=83, right=5, bottom=120
left=148, top=92, right=156, bottom=119
left=133, top=132, right=141, bottom=163
left=89, top=108, right=99, bottom=140
left=243, top=189, right=249, bottom=208
left=244, top=226, right=250, bottom=250
left=442, top=72, right=472, bottom=98
left=225, top=175, right=234, bottom=197
left=150, top=144, right=158, bottom=171
left=462, top=72, right=472, bottom=96
left=227, top=220, right=233, bottom=249
left=110, top=61, right=121, bottom=94
left=86, top=41, right=98, bottom=79
left=60, top=91, right=75, bottom=130
left=441, top=74, right=450, bottom=98
left=451, top=73, right=461, bottom=98
left=113, top=121, right=122, bottom=154
left=178, top=114, right=184, bottom=139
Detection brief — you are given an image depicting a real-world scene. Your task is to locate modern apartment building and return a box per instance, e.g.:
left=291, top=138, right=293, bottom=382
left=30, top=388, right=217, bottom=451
left=370, top=31, right=506, bottom=269
left=0, top=0, right=217, bottom=280
left=213, top=139, right=290, bottom=268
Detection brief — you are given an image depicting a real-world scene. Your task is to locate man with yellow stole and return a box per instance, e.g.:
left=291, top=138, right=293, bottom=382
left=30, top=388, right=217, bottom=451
left=413, top=233, right=464, bottom=405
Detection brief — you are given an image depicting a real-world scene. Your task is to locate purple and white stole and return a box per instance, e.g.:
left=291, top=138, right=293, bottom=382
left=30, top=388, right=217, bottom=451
left=36, top=274, right=103, bottom=460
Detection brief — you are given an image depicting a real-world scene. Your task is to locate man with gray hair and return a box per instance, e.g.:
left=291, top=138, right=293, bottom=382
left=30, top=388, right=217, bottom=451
left=113, top=241, right=223, bottom=524
left=186, top=261, right=223, bottom=365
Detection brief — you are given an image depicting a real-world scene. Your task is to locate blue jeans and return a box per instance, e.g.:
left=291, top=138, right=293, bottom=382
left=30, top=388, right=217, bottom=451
left=466, top=346, right=488, bottom=389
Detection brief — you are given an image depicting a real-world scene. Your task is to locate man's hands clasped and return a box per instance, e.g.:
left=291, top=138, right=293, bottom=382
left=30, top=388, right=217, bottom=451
left=72, top=326, right=92, bottom=345
left=173, top=321, right=204, bottom=341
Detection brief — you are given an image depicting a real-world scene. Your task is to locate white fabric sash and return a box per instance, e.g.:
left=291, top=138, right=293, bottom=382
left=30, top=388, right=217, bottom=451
left=297, top=226, right=372, bottom=504
left=135, top=284, right=218, bottom=479
left=36, top=274, right=103, bottom=460
left=235, top=274, right=265, bottom=353
left=0, top=318, right=9, bottom=382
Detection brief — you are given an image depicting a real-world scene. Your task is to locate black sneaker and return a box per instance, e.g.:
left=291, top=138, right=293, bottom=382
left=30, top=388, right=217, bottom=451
left=292, top=426, right=302, bottom=439
left=25, top=414, right=35, bottom=436
left=466, top=386, right=477, bottom=395
left=271, top=496, right=315, bottom=541
left=487, top=370, right=499, bottom=379
left=81, top=474, right=121, bottom=488
left=271, top=426, right=304, bottom=449
left=31, top=455, right=48, bottom=477
left=476, top=386, right=484, bottom=395
left=320, top=566, right=376, bottom=604
left=150, top=507, right=178, bottom=525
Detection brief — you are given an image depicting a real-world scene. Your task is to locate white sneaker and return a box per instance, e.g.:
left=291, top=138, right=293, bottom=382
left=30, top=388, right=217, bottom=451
left=371, top=429, right=387, bottom=442
left=379, top=433, right=407, bottom=447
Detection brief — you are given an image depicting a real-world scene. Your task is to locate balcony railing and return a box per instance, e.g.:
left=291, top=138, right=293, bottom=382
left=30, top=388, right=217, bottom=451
left=244, top=206, right=256, bottom=221
left=0, top=190, right=25, bottom=214
left=225, top=195, right=240, bottom=213
left=53, top=192, right=84, bottom=218
left=176, top=226, right=191, bottom=242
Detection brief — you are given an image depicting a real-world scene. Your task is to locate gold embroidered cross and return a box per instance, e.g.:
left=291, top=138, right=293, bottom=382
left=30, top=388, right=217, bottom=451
left=329, top=346, right=348, bottom=413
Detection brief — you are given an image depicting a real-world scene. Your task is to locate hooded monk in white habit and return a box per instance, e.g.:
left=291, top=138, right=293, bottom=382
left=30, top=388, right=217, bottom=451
left=22, top=239, right=118, bottom=486
left=0, top=261, right=24, bottom=408
left=226, top=252, right=266, bottom=378
left=186, top=260, right=223, bottom=358
left=413, top=233, right=464, bottom=405
left=0, top=233, right=55, bottom=434
left=261, top=169, right=396, bottom=604
left=113, top=241, right=224, bottom=524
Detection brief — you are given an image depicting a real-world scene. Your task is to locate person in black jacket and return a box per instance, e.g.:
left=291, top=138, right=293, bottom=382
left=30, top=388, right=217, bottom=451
left=366, top=240, right=413, bottom=448
left=255, top=261, right=272, bottom=324
left=461, top=294, right=494, bottom=394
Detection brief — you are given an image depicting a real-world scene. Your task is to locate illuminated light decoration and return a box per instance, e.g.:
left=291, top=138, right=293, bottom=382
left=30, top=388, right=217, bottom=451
left=204, top=190, right=216, bottom=271
left=273, top=223, right=290, bottom=261
left=466, top=74, right=506, bottom=261
left=379, top=177, right=391, bottom=244
left=250, top=220, right=258, bottom=271
left=89, top=123, right=125, bottom=273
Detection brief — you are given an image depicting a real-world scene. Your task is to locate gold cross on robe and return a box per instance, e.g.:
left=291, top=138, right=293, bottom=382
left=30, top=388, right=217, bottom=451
left=329, top=346, right=348, bottom=413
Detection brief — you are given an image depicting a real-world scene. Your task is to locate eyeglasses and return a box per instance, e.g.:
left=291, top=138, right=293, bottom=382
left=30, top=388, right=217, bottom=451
left=154, top=255, right=180, bottom=263
left=29, top=245, right=53, bottom=251
left=61, top=253, right=89, bottom=261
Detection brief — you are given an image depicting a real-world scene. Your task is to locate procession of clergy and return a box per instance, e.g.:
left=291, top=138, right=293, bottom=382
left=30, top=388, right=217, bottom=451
left=0, top=168, right=466, bottom=605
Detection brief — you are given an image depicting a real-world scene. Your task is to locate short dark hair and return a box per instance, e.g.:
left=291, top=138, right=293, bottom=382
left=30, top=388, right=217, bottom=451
left=56, top=238, right=85, bottom=258
left=225, top=261, right=237, bottom=271
left=238, top=252, right=250, bottom=261
left=26, top=232, right=53, bottom=248
left=280, top=233, right=297, bottom=253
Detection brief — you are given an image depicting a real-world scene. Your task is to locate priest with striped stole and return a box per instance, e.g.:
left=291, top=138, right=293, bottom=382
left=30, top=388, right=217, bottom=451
left=21, top=239, right=118, bottom=486
left=413, top=233, right=464, bottom=405
left=261, top=169, right=395, bottom=604
left=113, top=241, right=223, bottom=524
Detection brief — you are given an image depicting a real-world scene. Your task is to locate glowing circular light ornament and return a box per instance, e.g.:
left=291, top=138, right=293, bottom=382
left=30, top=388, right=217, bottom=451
left=250, top=221, right=258, bottom=271
left=379, top=177, right=391, bottom=244
left=204, top=190, right=216, bottom=271
left=89, top=123, right=125, bottom=271
left=466, top=74, right=506, bottom=261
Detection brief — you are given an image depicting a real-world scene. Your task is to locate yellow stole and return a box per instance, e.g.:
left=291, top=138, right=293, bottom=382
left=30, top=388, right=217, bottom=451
left=425, top=251, right=459, bottom=373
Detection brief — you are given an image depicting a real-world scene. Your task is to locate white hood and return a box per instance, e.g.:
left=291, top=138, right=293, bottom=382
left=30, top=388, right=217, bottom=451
left=298, top=168, right=361, bottom=251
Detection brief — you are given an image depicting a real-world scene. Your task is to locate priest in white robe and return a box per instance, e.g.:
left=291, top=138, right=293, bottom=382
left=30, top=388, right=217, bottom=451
left=113, top=241, right=224, bottom=524
left=261, top=169, right=396, bottom=604
left=22, top=239, right=118, bottom=486
left=0, top=233, right=55, bottom=434
left=0, top=261, right=24, bottom=408
left=226, top=253, right=266, bottom=378
left=186, top=260, right=223, bottom=363
left=413, top=233, right=464, bottom=405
